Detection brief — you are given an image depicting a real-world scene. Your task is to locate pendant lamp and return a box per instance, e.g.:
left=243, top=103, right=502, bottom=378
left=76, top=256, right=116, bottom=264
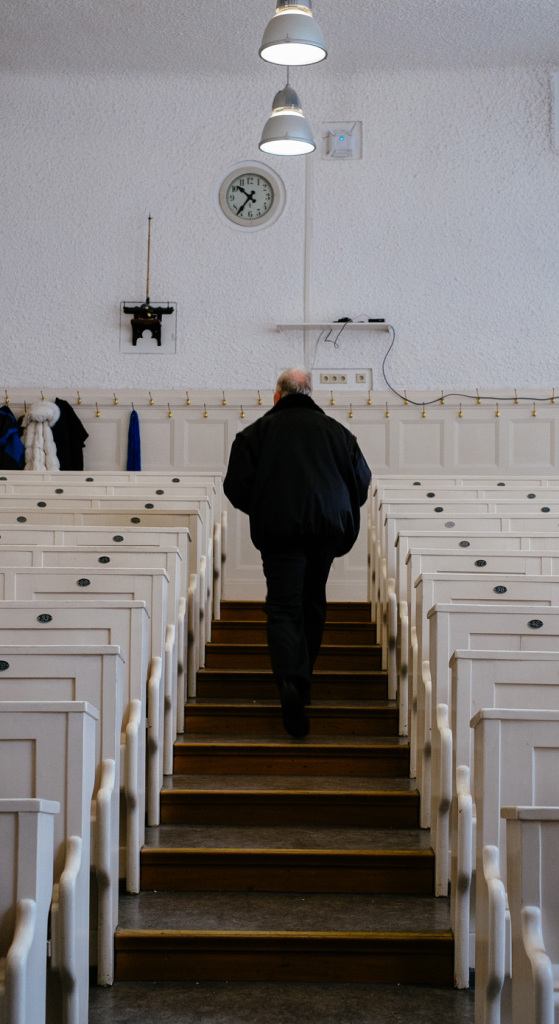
left=259, top=79, right=316, bottom=155
left=259, top=1, right=327, bottom=67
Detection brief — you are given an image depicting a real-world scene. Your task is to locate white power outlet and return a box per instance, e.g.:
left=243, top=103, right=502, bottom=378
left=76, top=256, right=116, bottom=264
left=320, top=373, right=348, bottom=384
left=315, top=369, right=372, bottom=389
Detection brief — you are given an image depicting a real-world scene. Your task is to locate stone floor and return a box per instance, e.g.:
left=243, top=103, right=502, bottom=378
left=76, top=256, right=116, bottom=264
left=89, top=980, right=475, bottom=1024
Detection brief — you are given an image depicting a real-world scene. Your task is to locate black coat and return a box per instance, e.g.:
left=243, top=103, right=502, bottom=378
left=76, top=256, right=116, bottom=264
left=52, top=399, right=89, bottom=470
left=223, top=394, right=371, bottom=556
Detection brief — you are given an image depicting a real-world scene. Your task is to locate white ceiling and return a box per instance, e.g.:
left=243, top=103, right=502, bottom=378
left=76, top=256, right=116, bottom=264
left=2, top=0, right=559, bottom=77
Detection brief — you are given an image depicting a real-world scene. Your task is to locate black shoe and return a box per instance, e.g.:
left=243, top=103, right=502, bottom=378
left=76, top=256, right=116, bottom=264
left=279, top=680, right=309, bottom=739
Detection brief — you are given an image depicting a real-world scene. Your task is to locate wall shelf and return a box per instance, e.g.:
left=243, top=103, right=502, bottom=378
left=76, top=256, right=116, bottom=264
left=276, top=322, right=390, bottom=332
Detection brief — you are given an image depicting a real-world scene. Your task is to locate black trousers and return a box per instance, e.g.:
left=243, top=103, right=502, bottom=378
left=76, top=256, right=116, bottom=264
left=261, top=542, right=336, bottom=695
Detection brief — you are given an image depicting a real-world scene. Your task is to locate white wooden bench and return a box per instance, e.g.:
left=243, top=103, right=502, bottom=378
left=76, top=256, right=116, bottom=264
left=0, top=557, right=178, bottom=770
left=442, top=651, right=559, bottom=988
left=0, top=701, right=98, bottom=1024
left=0, top=468, right=225, bottom=616
left=0, top=492, right=213, bottom=637
left=424, top=603, right=559, bottom=842
left=0, top=798, right=59, bottom=1024
left=0, top=598, right=151, bottom=863
left=0, top=507, right=205, bottom=679
left=0, top=565, right=171, bottom=785
left=0, top=523, right=194, bottom=706
left=393, top=528, right=559, bottom=767
left=472, top=710, right=559, bottom=1024
left=503, top=805, right=559, bottom=1024
left=418, top=573, right=559, bottom=849
left=380, top=510, right=559, bottom=686
left=371, top=476, right=559, bottom=619
left=38, top=544, right=185, bottom=732
left=401, top=545, right=559, bottom=770
left=0, top=646, right=123, bottom=986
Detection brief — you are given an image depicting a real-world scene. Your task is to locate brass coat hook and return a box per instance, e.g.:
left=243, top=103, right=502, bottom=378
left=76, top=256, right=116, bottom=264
left=495, top=403, right=500, bottom=418
left=222, top=392, right=227, bottom=406
left=168, top=404, right=173, bottom=418
left=514, top=389, right=518, bottom=405
left=367, top=390, right=372, bottom=406
left=421, top=403, right=426, bottom=418
left=385, top=403, right=390, bottom=419
left=149, top=392, right=154, bottom=406
left=95, top=403, right=100, bottom=418
left=348, top=403, right=353, bottom=419
left=185, top=391, right=190, bottom=406
left=113, top=393, right=119, bottom=405
left=330, top=391, right=335, bottom=406
left=440, top=391, right=445, bottom=405
left=458, top=403, right=463, bottom=418
left=476, top=389, right=481, bottom=405
left=76, top=391, right=82, bottom=405
left=403, top=390, right=408, bottom=405
left=240, top=406, right=245, bottom=419
left=203, top=404, right=208, bottom=419
left=532, top=403, right=537, bottom=417
left=257, top=391, right=263, bottom=406
left=4, top=390, right=9, bottom=405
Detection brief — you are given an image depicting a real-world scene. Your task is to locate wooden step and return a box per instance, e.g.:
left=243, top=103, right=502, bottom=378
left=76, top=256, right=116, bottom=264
left=195, top=669, right=388, bottom=701
left=219, top=600, right=373, bottom=624
left=160, top=778, right=419, bottom=827
left=114, top=891, right=453, bottom=984
left=140, top=847, right=435, bottom=894
left=115, top=929, right=453, bottom=984
left=210, top=621, right=377, bottom=646
left=204, top=643, right=382, bottom=672
left=172, top=736, right=410, bottom=776
left=183, top=702, right=398, bottom=737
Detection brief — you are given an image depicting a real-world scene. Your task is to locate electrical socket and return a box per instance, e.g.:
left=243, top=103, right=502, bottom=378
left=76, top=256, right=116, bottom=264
left=320, top=373, right=347, bottom=384
left=315, top=369, right=372, bottom=389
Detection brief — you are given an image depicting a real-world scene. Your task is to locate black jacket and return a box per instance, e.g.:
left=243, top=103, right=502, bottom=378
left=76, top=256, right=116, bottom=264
left=223, top=394, right=371, bottom=556
left=52, top=399, right=89, bottom=470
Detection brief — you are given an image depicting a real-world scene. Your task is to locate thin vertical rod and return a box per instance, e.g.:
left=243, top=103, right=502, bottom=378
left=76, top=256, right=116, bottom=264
left=146, top=215, right=152, bottom=303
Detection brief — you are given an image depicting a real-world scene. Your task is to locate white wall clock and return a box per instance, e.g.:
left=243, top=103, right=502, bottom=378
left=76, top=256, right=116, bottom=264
left=216, top=162, right=286, bottom=230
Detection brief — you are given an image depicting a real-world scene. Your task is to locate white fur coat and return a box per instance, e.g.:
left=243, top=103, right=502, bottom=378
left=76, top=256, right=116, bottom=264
left=21, top=401, right=60, bottom=471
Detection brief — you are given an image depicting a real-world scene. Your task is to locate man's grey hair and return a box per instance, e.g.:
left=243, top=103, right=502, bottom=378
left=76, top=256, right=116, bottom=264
left=276, top=367, right=313, bottom=398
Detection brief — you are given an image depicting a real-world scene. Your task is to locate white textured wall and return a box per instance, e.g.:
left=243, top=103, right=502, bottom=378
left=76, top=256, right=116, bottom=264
left=1, top=65, right=558, bottom=391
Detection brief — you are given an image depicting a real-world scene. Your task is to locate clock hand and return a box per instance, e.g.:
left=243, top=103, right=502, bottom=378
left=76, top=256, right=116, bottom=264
left=237, top=191, right=256, bottom=214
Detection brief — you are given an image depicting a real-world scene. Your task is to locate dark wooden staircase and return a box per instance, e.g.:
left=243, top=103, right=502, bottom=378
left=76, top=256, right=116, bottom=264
left=115, top=601, right=453, bottom=985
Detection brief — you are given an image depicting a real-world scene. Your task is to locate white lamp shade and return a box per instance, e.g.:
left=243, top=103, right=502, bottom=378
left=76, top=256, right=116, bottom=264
left=259, top=8, right=327, bottom=66
left=259, top=84, right=316, bottom=156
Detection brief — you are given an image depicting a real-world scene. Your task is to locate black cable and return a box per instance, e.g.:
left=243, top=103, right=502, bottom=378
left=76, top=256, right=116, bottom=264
left=381, top=326, right=558, bottom=405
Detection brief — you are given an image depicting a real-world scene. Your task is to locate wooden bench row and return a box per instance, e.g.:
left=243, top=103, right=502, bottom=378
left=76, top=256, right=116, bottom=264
left=371, top=475, right=559, bottom=1024
left=0, top=470, right=225, bottom=1024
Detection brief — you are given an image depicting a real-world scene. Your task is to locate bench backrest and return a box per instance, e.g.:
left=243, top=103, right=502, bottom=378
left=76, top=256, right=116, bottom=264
left=0, top=798, right=59, bottom=1024
left=0, top=701, right=97, bottom=1024
left=503, top=805, right=559, bottom=1023
left=472, top=710, right=559, bottom=1024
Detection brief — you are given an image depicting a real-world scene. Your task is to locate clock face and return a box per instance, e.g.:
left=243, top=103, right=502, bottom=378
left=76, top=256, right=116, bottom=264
left=217, top=164, right=285, bottom=229
left=226, top=172, right=274, bottom=222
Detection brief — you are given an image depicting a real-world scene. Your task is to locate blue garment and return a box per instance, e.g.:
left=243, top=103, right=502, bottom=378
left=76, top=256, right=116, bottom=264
left=126, top=409, right=141, bottom=470
left=0, top=404, right=24, bottom=469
